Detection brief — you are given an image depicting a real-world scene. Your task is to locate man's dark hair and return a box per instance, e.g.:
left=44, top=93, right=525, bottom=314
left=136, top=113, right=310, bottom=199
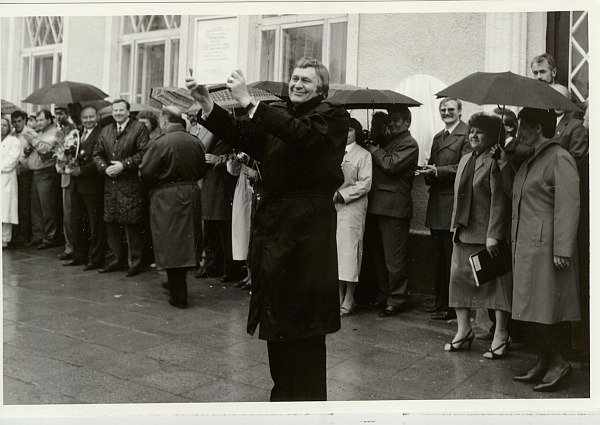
left=518, top=107, right=556, bottom=139
left=112, top=99, right=131, bottom=110
left=36, top=109, right=54, bottom=123
left=370, top=111, right=389, bottom=144
left=137, top=110, right=159, bottom=129
left=530, top=53, right=557, bottom=71
left=161, top=107, right=182, bottom=124
left=468, top=113, right=506, bottom=147
left=293, top=57, right=330, bottom=99
left=388, top=105, right=412, bottom=128
left=80, top=105, right=97, bottom=115
left=11, top=110, right=28, bottom=121
left=501, top=109, right=518, bottom=137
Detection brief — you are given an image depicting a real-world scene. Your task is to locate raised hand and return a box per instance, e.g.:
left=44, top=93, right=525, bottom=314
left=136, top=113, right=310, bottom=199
left=185, top=76, right=214, bottom=113
left=227, top=69, right=252, bottom=108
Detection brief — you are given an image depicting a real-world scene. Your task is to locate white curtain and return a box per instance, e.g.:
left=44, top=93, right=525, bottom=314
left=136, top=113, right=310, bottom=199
left=395, top=74, right=447, bottom=166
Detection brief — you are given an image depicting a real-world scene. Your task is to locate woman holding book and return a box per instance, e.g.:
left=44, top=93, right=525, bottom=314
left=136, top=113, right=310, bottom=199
left=444, top=113, right=512, bottom=359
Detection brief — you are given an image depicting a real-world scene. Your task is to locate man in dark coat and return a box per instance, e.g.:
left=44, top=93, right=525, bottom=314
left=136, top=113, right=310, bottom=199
left=186, top=57, right=349, bottom=401
left=93, top=99, right=149, bottom=277
left=419, top=98, right=471, bottom=320
left=195, top=130, right=240, bottom=282
left=63, top=105, right=106, bottom=270
left=365, top=106, right=419, bottom=317
left=140, top=105, right=207, bottom=309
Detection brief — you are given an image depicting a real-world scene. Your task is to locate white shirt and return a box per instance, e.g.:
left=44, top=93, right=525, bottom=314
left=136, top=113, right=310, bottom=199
left=444, top=120, right=460, bottom=135
left=116, top=119, right=130, bottom=133
left=345, top=142, right=356, bottom=154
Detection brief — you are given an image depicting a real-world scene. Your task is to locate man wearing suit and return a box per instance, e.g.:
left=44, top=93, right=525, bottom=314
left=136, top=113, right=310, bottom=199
left=93, top=99, right=149, bottom=277
left=550, top=84, right=587, bottom=162
left=419, top=98, right=471, bottom=320
left=63, top=106, right=106, bottom=270
left=365, top=106, right=419, bottom=317
left=55, top=105, right=77, bottom=261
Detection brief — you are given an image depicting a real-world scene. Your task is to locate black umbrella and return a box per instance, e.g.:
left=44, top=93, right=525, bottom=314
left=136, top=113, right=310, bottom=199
left=435, top=71, right=582, bottom=112
left=327, top=88, right=422, bottom=109
left=23, top=81, right=108, bottom=105
left=248, top=81, right=289, bottom=99
left=1, top=99, right=24, bottom=114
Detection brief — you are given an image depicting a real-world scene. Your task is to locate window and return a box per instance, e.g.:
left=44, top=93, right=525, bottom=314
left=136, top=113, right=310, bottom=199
left=258, top=15, right=348, bottom=84
left=570, top=11, right=588, bottom=104
left=20, top=17, right=64, bottom=111
left=119, top=15, right=181, bottom=107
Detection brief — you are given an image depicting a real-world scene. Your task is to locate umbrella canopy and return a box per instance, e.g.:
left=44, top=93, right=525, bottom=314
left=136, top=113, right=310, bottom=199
left=186, top=87, right=282, bottom=116
left=23, top=81, right=108, bottom=105
left=248, top=81, right=289, bottom=99
left=435, top=71, right=582, bottom=112
left=151, top=87, right=195, bottom=111
left=98, top=103, right=162, bottom=119
left=328, top=83, right=362, bottom=98
left=327, top=88, right=422, bottom=109
left=1, top=99, right=24, bottom=114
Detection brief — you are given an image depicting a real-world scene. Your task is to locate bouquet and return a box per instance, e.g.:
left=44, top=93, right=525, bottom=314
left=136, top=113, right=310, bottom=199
left=54, top=129, right=83, bottom=174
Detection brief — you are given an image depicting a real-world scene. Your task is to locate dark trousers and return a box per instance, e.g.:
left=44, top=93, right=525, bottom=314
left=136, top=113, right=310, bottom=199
left=166, top=267, right=188, bottom=304
left=106, top=222, right=143, bottom=269
left=203, top=219, right=236, bottom=276
left=430, top=229, right=453, bottom=311
left=267, top=335, right=327, bottom=402
left=31, top=168, right=61, bottom=244
left=371, top=214, right=410, bottom=308
left=14, top=170, right=33, bottom=243
left=71, top=190, right=106, bottom=265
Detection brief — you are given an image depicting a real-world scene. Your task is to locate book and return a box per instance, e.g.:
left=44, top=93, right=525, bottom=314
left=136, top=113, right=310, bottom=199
left=469, top=241, right=512, bottom=286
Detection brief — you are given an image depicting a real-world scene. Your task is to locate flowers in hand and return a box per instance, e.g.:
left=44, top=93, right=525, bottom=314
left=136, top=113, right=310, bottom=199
left=54, top=129, right=81, bottom=169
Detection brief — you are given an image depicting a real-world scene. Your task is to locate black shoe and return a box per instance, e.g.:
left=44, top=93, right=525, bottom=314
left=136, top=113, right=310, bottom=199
left=194, top=268, right=209, bottom=279
left=431, top=310, right=457, bottom=320
left=63, top=259, right=84, bottom=267
left=168, top=298, right=187, bottom=309
left=533, top=365, right=573, bottom=392
left=444, top=329, right=475, bottom=352
left=220, top=275, right=239, bottom=283
left=368, top=301, right=387, bottom=310
left=84, top=262, right=102, bottom=271
left=98, top=263, right=122, bottom=274
left=425, top=305, right=442, bottom=313
left=125, top=267, right=141, bottom=277
left=378, top=305, right=403, bottom=317
left=37, top=241, right=57, bottom=250
left=57, top=252, right=73, bottom=261
left=161, top=281, right=172, bottom=291
left=241, top=283, right=252, bottom=290
left=23, top=239, right=42, bottom=247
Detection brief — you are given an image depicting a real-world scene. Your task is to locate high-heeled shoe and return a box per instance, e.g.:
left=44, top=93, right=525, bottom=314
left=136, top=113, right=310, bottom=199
left=444, top=329, right=475, bottom=352
left=533, top=364, right=573, bottom=392
left=483, top=336, right=512, bottom=360
left=340, top=302, right=356, bottom=317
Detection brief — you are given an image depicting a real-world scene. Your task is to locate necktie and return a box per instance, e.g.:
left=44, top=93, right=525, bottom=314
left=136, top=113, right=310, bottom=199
left=117, top=125, right=123, bottom=136
left=454, top=151, right=477, bottom=228
left=443, top=130, right=450, bottom=141
left=82, top=130, right=89, bottom=142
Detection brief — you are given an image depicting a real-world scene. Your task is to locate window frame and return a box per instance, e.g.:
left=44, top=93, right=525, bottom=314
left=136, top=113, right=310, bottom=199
left=256, top=14, right=350, bottom=83
left=118, top=17, right=181, bottom=104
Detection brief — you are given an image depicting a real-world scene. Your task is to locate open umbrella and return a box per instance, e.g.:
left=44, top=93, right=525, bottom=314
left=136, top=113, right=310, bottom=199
left=1, top=99, right=24, bottom=114
left=23, top=81, right=108, bottom=105
left=327, top=88, right=422, bottom=109
left=435, top=71, right=582, bottom=112
left=248, top=81, right=289, bottom=99
left=328, top=83, right=362, bottom=98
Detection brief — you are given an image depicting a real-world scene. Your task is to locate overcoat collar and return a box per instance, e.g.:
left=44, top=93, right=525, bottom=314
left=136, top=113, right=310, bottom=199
left=438, top=120, right=467, bottom=150
left=286, top=95, right=324, bottom=117
left=163, top=123, right=186, bottom=135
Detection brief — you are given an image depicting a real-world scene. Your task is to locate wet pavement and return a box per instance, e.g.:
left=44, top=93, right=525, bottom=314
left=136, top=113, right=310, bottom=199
left=2, top=245, right=590, bottom=404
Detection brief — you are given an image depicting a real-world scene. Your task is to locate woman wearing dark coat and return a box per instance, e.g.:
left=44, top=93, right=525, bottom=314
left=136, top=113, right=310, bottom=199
left=501, top=108, right=580, bottom=392
left=445, top=114, right=512, bottom=359
left=186, top=58, right=349, bottom=401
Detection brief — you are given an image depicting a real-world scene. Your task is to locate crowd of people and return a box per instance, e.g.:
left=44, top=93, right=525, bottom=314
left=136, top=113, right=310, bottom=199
left=1, top=53, right=589, bottom=401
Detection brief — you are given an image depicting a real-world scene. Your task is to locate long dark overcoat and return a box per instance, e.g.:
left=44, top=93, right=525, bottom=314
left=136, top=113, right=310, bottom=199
left=139, top=124, right=207, bottom=269
left=511, top=139, right=580, bottom=324
left=199, top=96, right=349, bottom=341
left=425, top=121, right=471, bottom=230
left=93, top=120, right=149, bottom=224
